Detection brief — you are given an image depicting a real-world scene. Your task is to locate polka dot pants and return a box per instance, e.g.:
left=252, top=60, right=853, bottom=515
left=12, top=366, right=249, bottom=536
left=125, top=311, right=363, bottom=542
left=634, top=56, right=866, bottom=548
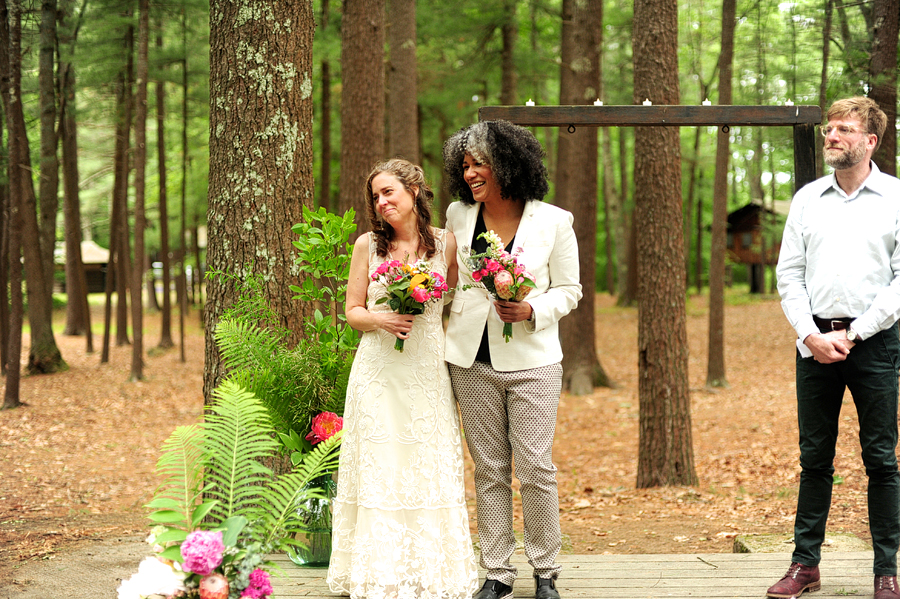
left=449, top=361, right=563, bottom=587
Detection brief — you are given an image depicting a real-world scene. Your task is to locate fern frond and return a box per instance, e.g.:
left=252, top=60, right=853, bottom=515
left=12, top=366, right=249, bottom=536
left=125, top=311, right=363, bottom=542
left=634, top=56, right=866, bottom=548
left=214, top=318, right=283, bottom=374
left=260, top=432, right=343, bottom=549
left=148, top=424, right=206, bottom=531
left=203, top=381, right=280, bottom=525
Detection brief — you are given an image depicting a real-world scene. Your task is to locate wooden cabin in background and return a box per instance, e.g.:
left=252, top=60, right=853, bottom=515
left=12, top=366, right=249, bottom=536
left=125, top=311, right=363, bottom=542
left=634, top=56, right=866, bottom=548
left=726, top=201, right=789, bottom=293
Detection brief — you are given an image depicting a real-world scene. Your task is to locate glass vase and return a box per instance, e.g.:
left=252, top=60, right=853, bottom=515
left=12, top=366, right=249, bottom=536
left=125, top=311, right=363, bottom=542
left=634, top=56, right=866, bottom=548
left=288, top=473, right=337, bottom=568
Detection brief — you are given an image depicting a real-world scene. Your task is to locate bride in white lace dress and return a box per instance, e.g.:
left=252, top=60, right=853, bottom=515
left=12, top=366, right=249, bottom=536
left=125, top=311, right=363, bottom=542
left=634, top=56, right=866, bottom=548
left=327, top=159, right=478, bottom=599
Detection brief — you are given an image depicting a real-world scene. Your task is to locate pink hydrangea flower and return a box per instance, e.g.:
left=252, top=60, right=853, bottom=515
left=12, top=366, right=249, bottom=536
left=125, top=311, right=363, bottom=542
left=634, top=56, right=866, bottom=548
left=305, top=411, right=343, bottom=445
left=180, top=530, right=224, bottom=576
left=240, top=568, right=274, bottom=598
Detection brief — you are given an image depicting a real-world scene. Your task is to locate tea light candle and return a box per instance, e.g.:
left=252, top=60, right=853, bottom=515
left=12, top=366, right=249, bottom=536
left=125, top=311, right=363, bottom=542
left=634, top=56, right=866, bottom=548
left=594, top=99, right=603, bottom=106
left=702, top=98, right=712, bottom=106
left=525, top=99, right=535, bottom=106
left=643, top=98, right=652, bottom=106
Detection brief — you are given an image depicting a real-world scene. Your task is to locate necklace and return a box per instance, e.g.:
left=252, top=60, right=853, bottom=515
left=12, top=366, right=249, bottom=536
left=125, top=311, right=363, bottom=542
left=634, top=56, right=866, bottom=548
left=388, top=237, right=423, bottom=264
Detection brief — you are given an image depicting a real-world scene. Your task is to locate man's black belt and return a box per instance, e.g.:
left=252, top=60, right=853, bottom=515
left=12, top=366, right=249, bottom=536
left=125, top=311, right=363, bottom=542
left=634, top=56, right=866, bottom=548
left=813, top=315, right=852, bottom=332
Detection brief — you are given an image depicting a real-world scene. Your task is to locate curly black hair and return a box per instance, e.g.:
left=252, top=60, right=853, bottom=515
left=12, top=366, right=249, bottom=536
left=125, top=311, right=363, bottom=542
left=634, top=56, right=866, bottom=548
left=442, top=120, right=549, bottom=205
left=364, top=158, right=437, bottom=260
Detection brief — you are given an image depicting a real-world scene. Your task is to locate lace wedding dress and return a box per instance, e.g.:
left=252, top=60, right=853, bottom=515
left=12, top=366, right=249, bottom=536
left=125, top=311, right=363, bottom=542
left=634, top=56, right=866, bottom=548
left=327, top=230, right=478, bottom=599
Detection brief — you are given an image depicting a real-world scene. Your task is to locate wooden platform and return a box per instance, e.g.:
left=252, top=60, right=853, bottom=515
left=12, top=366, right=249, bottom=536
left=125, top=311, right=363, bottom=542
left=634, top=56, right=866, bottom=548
left=269, top=551, right=877, bottom=598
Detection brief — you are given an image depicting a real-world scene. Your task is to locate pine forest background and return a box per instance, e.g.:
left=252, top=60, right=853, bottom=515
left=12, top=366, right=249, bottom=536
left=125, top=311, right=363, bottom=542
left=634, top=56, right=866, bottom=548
left=0, top=0, right=897, bottom=482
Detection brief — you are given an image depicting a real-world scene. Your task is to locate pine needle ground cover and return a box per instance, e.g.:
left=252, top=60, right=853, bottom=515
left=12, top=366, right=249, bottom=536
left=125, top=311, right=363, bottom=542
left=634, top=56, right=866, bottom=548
left=0, top=296, right=878, bottom=588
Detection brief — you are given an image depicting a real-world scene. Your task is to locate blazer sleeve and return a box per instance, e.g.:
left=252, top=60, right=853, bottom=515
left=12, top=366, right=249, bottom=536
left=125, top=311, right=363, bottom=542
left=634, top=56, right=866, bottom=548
left=526, top=209, right=582, bottom=332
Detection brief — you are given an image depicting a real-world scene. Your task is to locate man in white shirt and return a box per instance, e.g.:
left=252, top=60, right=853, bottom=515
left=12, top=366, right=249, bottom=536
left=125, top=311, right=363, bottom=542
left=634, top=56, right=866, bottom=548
left=770, top=97, right=900, bottom=599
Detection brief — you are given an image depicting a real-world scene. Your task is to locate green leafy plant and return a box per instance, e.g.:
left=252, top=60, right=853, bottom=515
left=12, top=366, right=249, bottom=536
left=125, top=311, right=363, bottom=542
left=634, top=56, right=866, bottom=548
left=209, top=206, right=358, bottom=459
left=146, top=380, right=343, bottom=556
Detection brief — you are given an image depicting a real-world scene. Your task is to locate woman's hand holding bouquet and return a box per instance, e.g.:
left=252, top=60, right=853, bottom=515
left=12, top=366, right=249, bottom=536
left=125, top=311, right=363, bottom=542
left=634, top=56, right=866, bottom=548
left=459, top=231, right=535, bottom=342
left=371, top=260, right=449, bottom=352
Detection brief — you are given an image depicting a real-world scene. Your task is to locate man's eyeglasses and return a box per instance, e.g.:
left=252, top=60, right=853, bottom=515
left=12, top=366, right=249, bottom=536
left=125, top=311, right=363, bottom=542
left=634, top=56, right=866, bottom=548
left=820, top=124, right=868, bottom=137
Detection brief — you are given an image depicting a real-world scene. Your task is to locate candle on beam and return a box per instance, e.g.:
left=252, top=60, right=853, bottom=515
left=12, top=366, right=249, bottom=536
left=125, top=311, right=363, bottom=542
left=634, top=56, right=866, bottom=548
left=525, top=99, right=535, bottom=106
left=702, top=98, right=712, bottom=106
left=643, top=98, right=652, bottom=106
left=784, top=99, right=794, bottom=106
left=594, top=99, right=603, bottom=106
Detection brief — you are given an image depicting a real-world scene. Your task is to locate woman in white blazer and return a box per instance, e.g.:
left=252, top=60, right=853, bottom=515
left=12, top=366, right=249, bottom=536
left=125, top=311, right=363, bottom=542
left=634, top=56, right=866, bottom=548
left=442, top=121, right=582, bottom=599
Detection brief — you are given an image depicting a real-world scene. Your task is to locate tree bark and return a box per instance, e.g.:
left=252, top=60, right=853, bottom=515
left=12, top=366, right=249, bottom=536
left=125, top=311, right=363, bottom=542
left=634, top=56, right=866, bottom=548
left=339, top=0, right=385, bottom=234
left=156, top=27, right=173, bottom=348
left=555, top=0, right=610, bottom=394
left=706, top=0, right=736, bottom=389
left=1, top=0, right=23, bottom=408
left=817, top=0, right=832, bottom=179
left=38, top=0, right=58, bottom=311
left=869, top=0, right=897, bottom=176
left=500, top=0, right=517, bottom=105
left=387, top=0, right=418, bottom=161
left=112, top=24, right=134, bottom=348
left=206, top=0, right=316, bottom=402
left=60, top=59, right=92, bottom=352
left=130, top=0, right=149, bottom=381
left=179, top=9, right=188, bottom=363
left=633, top=0, right=696, bottom=487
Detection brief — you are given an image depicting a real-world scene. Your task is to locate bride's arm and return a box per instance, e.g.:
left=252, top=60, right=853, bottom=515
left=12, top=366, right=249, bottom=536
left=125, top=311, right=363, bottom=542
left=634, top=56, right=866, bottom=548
left=345, top=234, right=415, bottom=338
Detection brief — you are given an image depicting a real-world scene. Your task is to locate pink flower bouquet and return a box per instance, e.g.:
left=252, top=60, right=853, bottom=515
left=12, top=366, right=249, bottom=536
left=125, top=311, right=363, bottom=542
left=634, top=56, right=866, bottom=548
left=459, top=230, right=535, bottom=342
left=370, top=259, right=450, bottom=352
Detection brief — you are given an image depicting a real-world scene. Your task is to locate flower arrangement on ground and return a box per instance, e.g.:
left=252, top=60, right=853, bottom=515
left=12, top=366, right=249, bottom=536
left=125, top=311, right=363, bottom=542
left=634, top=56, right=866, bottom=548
left=459, top=230, right=535, bottom=342
left=370, top=259, right=450, bottom=351
left=118, top=381, right=342, bottom=599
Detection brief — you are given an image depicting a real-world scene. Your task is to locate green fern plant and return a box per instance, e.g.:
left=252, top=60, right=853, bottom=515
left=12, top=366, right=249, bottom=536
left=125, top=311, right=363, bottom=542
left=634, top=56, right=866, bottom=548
left=208, top=207, right=358, bottom=454
left=146, top=380, right=342, bottom=558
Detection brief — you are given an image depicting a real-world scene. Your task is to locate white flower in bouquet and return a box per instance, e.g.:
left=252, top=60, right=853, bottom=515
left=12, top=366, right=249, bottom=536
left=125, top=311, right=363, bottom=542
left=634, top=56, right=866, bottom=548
left=117, top=556, right=187, bottom=599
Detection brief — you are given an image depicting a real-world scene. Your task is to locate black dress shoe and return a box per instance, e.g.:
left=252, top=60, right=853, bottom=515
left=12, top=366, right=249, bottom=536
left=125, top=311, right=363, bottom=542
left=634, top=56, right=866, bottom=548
left=534, top=574, right=560, bottom=599
left=474, top=579, right=513, bottom=599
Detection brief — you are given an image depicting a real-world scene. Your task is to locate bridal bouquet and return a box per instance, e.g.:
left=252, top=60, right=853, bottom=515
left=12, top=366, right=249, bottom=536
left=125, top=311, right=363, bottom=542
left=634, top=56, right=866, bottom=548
left=371, top=259, right=449, bottom=352
left=459, top=231, right=535, bottom=342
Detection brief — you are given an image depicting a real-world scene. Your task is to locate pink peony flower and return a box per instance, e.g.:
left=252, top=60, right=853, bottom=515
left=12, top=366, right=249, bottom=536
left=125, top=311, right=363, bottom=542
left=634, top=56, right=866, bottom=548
left=240, top=568, right=274, bottom=598
left=411, top=287, right=430, bottom=303
left=181, top=531, right=224, bottom=576
left=305, top=411, right=343, bottom=445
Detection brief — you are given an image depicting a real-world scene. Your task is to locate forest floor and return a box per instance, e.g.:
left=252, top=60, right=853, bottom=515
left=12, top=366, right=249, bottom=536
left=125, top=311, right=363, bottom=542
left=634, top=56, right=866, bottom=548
left=0, top=292, right=878, bottom=589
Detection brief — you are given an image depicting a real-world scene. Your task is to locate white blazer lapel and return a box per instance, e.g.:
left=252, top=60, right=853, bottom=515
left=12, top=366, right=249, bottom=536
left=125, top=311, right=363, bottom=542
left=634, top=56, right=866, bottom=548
left=511, top=200, right=539, bottom=251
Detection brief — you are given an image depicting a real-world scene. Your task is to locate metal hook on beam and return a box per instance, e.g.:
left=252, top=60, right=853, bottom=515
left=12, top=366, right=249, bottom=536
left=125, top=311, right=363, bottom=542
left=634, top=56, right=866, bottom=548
left=567, top=124, right=576, bottom=134
left=722, top=125, right=730, bottom=133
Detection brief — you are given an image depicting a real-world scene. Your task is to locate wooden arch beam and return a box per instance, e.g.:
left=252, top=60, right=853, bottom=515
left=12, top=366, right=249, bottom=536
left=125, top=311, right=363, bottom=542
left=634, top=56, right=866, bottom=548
left=478, top=104, right=822, bottom=191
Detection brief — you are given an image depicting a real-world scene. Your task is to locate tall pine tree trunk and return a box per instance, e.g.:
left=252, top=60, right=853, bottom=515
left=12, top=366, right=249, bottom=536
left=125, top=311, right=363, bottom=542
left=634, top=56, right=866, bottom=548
left=387, top=0, right=418, bottom=161
left=500, top=0, right=517, bottom=105
left=179, top=10, right=188, bottom=363
left=206, top=0, right=316, bottom=402
left=869, top=0, right=897, bottom=176
left=156, top=27, right=173, bottom=349
left=2, top=0, right=23, bottom=408
left=706, top=0, right=736, bottom=389
left=633, top=0, right=695, bottom=487
left=555, top=0, right=610, bottom=394
left=60, top=59, right=92, bottom=352
left=130, top=0, right=149, bottom=380
left=38, top=0, right=58, bottom=310
left=339, top=0, right=385, bottom=234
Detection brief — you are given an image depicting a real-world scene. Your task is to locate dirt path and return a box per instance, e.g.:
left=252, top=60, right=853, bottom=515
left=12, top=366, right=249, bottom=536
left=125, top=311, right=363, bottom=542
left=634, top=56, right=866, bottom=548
left=0, top=295, right=877, bottom=591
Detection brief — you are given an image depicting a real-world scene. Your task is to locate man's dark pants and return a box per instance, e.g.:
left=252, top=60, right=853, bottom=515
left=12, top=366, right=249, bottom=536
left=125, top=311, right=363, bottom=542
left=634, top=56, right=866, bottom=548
left=793, top=323, right=900, bottom=575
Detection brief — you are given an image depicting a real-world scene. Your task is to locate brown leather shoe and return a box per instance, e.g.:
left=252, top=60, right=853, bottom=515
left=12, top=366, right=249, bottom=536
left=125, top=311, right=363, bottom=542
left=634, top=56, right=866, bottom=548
left=875, top=575, right=900, bottom=599
left=766, top=563, right=821, bottom=598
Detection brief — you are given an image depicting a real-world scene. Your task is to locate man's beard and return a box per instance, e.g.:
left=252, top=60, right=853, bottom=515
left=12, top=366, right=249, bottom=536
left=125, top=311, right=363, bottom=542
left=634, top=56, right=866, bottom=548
left=824, top=137, right=867, bottom=170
